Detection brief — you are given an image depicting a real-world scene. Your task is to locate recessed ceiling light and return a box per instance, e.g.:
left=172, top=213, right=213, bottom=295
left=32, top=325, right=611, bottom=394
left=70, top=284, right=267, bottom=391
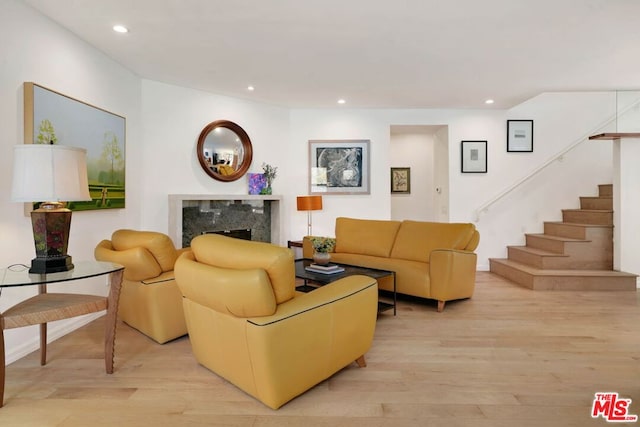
left=337, top=99, right=346, bottom=104
left=112, top=25, right=128, bottom=33
left=247, top=85, right=255, bottom=91
left=485, top=99, right=494, bottom=104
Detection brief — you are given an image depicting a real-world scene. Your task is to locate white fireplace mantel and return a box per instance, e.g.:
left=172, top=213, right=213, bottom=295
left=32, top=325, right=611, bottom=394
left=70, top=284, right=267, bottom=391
left=168, top=194, right=283, bottom=248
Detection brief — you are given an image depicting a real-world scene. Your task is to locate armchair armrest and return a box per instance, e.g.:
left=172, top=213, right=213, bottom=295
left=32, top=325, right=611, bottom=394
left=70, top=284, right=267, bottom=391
left=176, top=247, right=191, bottom=257
left=302, top=236, right=313, bottom=258
left=95, top=240, right=162, bottom=281
left=429, top=249, right=477, bottom=303
left=244, top=275, right=378, bottom=408
left=248, top=274, right=377, bottom=326
left=174, top=251, right=277, bottom=317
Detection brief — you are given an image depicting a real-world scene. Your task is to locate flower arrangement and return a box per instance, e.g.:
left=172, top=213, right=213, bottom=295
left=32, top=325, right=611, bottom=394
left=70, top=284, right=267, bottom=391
left=262, top=162, right=278, bottom=186
left=260, top=162, right=278, bottom=195
left=309, top=236, right=336, bottom=253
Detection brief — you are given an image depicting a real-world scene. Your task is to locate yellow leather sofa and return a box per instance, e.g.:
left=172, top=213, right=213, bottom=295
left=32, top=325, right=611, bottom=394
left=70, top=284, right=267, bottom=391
left=303, top=217, right=480, bottom=312
left=94, top=230, right=188, bottom=344
left=174, top=234, right=378, bottom=409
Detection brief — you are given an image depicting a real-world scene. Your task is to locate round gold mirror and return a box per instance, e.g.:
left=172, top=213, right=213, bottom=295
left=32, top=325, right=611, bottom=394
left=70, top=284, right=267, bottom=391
left=197, top=120, right=253, bottom=182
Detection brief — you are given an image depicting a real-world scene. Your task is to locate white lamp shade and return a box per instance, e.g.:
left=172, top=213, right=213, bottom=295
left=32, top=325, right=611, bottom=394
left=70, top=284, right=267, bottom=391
left=11, top=144, right=91, bottom=203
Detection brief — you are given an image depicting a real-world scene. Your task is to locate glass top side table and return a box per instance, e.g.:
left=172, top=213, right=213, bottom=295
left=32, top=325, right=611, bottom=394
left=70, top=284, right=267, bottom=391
left=0, top=260, right=124, bottom=408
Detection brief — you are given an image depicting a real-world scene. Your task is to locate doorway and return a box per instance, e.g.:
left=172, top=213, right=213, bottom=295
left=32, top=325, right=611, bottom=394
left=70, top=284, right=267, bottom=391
left=390, top=125, right=449, bottom=222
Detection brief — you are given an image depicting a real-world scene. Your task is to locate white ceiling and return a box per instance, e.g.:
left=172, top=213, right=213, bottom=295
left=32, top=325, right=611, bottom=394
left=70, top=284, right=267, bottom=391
left=21, top=0, right=640, bottom=109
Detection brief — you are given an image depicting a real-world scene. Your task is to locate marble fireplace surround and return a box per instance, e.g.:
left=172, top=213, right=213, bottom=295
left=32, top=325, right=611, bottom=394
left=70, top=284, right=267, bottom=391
left=168, top=194, right=283, bottom=249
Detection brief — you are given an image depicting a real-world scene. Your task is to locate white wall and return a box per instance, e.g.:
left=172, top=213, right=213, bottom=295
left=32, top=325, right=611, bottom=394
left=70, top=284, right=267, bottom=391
left=433, top=126, right=450, bottom=222
left=390, top=130, right=436, bottom=221
left=616, top=91, right=640, bottom=132
left=0, top=0, right=141, bottom=363
left=139, top=80, right=291, bottom=243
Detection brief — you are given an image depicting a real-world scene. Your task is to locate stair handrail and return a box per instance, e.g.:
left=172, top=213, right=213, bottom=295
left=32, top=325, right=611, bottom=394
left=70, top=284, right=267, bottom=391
left=474, top=96, right=640, bottom=222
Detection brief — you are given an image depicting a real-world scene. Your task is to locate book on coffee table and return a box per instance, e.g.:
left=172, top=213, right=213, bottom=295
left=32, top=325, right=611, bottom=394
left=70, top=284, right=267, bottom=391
left=309, top=263, right=340, bottom=270
left=305, top=264, right=345, bottom=274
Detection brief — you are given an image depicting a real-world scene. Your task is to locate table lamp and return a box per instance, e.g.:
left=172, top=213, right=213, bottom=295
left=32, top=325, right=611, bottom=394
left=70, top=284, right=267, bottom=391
left=296, top=195, right=323, bottom=236
left=11, top=144, right=92, bottom=274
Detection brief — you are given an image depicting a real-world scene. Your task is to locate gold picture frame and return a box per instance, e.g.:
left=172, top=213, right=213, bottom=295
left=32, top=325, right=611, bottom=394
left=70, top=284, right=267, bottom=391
left=24, top=82, right=126, bottom=211
left=390, top=167, right=410, bottom=194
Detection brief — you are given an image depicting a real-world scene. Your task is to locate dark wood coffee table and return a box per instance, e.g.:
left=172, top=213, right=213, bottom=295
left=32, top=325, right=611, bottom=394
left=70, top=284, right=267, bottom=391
left=294, top=259, right=396, bottom=315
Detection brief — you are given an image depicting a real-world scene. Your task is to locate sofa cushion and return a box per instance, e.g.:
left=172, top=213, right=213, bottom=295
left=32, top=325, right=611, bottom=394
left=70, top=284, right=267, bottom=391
left=390, top=221, right=476, bottom=263
left=335, top=217, right=401, bottom=258
left=330, top=252, right=429, bottom=297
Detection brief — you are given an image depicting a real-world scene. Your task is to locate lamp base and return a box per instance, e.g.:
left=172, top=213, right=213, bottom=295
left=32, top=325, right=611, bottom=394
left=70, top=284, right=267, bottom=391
left=29, top=255, right=74, bottom=274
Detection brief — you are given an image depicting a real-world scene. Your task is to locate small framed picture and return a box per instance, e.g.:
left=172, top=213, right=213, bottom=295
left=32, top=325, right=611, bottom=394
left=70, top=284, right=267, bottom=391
left=507, top=119, right=534, bottom=152
left=390, top=167, right=410, bottom=194
left=461, top=140, right=487, bottom=173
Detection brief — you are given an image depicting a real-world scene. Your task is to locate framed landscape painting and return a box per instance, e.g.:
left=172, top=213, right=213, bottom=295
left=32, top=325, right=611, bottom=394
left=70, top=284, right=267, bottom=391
left=24, top=82, right=126, bottom=211
left=308, top=140, right=370, bottom=195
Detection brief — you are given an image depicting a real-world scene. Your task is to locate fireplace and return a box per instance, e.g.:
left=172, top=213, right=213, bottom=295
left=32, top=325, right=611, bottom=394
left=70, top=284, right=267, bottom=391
left=203, top=228, right=252, bottom=241
left=169, top=194, right=282, bottom=248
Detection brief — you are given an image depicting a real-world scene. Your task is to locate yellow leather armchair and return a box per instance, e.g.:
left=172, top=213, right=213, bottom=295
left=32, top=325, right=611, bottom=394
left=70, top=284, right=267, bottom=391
left=94, top=229, right=188, bottom=344
left=174, top=234, right=378, bottom=409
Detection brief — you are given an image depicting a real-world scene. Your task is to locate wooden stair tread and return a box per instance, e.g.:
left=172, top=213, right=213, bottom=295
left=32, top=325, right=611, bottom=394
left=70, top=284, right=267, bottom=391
left=580, top=196, right=612, bottom=200
left=525, top=233, right=590, bottom=243
left=545, top=221, right=613, bottom=229
left=490, top=259, right=637, bottom=277
left=589, top=132, right=640, bottom=140
left=508, top=246, right=568, bottom=258
left=562, top=208, right=613, bottom=213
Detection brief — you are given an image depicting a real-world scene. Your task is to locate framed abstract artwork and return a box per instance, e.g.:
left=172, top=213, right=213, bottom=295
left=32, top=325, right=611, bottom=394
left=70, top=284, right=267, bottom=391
left=461, top=140, right=487, bottom=173
left=390, top=167, right=410, bottom=194
left=24, top=82, right=126, bottom=211
left=308, top=140, right=370, bottom=195
left=507, top=119, right=534, bottom=152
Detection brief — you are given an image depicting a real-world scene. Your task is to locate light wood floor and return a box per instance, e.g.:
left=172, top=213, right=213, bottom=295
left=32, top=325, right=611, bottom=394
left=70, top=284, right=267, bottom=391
left=1, top=272, right=639, bottom=426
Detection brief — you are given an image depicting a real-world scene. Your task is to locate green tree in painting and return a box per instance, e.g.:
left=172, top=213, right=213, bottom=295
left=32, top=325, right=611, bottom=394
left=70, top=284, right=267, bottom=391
left=100, top=131, right=123, bottom=184
left=36, top=119, right=58, bottom=144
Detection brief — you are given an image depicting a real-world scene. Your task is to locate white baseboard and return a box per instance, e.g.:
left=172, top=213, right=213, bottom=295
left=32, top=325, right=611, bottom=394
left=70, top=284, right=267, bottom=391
left=477, top=263, right=490, bottom=271
left=5, top=312, right=105, bottom=365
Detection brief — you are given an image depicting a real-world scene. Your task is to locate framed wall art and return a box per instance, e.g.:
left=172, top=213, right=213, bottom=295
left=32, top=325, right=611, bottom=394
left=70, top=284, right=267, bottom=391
left=24, top=82, right=126, bottom=211
left=507, top=119, right=533, bottom=152
left=308, top=139, right=370, bottom=195
left=461, top=140, right=487, bottom=173
left=390, top=167, right=410, bottom=194
left=247, top=173, right=266, bottom=195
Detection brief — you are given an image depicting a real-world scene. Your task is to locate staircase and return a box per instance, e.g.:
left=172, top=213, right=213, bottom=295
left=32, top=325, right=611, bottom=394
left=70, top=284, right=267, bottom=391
left=489, top=184, right=638, bottom=291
